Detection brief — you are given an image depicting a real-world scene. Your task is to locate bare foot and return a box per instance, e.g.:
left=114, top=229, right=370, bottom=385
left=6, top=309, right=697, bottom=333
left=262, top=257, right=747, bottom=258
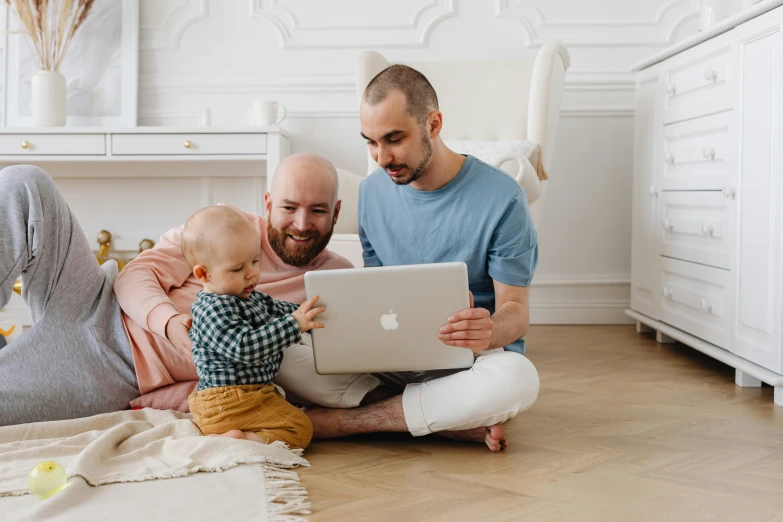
left=437, top=423, right=507, bottom=452
left=242, top=431, right=265, bottom=443
left=209, top=429, right=245, bottom=439
left=208, top=430, right=266, bottom=443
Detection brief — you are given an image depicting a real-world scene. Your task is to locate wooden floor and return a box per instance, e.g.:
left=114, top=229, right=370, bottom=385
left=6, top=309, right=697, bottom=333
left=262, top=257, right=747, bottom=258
left=299, top=325, right=783, bottom=522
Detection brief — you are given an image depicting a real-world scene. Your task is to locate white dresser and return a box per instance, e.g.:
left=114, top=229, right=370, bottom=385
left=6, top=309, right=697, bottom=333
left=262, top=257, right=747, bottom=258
left=0, top=126, right=290, bottom=250
left=628, top=1, right=783, bottom=406
left=0, top=127, right=292, bottom=327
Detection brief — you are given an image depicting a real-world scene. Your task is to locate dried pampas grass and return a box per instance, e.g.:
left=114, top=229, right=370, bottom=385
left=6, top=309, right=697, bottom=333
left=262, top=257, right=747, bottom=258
left=5, top=0, right=94, bottom=71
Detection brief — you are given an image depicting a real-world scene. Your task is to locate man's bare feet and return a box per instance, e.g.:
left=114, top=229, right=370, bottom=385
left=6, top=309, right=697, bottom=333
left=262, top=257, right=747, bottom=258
left=437, top=423, right=507, bottom=452
left=208, top=429, right=265, bottom=443
left=306, top=403, right=507, bottom=452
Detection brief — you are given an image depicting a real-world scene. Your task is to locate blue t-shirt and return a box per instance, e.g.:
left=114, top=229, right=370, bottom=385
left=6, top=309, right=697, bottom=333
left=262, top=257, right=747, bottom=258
left=358, top=155, right=538, bottom=354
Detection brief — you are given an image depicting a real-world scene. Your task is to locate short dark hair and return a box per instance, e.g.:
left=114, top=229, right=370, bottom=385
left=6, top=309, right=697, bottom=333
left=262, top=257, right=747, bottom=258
left=363, top=64, right=439, bottom=124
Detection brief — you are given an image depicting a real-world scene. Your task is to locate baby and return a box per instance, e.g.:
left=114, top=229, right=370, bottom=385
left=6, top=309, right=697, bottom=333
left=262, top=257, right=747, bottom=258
left=181, top=206, right=324, bottom=449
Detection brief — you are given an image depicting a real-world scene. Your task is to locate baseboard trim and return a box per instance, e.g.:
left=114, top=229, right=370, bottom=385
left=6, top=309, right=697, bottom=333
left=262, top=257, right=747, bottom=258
left=3, top=277, right=635, bottom=327
left=530, top=277, right=632, bottom=325
left=530, top=301, right=633, bottom=325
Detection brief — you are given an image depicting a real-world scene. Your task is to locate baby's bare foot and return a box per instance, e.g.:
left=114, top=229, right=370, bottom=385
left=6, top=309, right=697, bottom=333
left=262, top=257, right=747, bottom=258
left=242, top=431, right=265, bottom=443
left=209, top=430, right=266, bottom=443
left=210, top=429, right=245, bottom=439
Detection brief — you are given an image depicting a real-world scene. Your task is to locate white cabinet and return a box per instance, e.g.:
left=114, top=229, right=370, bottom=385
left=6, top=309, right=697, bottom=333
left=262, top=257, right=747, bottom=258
left=630, top=65, right=662, bottom=320
left=732, top=8, right=783, bottom=375
left=629, top=3, right=783, bottom=406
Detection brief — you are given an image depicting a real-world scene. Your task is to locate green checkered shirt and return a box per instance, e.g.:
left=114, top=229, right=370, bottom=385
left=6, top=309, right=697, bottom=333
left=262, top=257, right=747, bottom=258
left=189, top=290, right=301, bottom=391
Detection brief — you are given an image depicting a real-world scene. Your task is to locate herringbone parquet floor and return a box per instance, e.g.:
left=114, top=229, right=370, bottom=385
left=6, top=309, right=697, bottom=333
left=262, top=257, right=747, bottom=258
left=299, top=325, right=783, bottom=522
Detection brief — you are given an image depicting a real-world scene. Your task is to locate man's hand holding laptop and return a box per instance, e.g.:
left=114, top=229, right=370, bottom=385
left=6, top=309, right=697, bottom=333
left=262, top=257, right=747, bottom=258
left=438, top=291, right=493, bottom=353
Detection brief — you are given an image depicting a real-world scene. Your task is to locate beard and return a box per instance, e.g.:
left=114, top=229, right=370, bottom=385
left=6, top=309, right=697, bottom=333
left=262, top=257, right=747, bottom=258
left=386, top=133, right=433, bottom=186
left=267, top=220, right=334, bottom=268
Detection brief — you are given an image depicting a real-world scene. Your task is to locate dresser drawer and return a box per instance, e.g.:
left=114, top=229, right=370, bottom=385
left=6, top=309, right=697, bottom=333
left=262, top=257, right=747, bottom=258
left=662, top=111, right=735, bottom=191
left=659, top=257, right=731, bottom=349
left=0, top=134, right=105, bottom=155
left=659, top=191, right=734, bottom=270
left=111, top=133, right=268, bottom=155
left=663, top=32, right=733, bottom=124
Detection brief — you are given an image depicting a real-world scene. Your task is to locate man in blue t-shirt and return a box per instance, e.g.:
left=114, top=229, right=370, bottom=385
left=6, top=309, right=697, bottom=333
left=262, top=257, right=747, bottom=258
left=306, top=64, right=540, bottom=452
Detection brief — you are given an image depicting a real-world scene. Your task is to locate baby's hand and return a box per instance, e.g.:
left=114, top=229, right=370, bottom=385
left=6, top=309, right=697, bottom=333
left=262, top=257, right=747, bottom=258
left=292, top=296, right=325, bottom=333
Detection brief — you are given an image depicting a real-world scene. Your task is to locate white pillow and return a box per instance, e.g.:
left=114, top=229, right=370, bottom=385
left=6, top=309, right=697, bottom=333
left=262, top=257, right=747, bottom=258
left=334, top=167, right=364, bottom=234
left=443, top=140, right=543, bottom=203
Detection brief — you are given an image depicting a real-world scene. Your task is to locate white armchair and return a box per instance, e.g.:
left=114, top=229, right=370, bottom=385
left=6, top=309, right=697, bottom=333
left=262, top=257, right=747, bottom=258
left=329, top=42, right=571, bottom=267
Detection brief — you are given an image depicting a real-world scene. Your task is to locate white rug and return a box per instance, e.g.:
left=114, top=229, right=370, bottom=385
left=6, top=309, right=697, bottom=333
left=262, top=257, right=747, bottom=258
left=0, top=409, right=311, bottom=521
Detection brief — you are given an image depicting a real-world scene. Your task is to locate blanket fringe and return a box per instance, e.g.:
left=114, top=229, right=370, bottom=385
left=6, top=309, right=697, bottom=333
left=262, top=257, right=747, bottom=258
left=263, top=465, right=312, bottom=522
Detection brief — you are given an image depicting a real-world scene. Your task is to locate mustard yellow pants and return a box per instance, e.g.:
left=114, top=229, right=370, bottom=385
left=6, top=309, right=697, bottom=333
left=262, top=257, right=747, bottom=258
left=189, top=384, right=313, bottom=450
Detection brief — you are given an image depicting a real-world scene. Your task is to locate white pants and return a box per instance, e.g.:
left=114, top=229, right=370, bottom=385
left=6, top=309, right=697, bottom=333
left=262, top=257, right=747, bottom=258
left=275, top=334, right=540, bottom=436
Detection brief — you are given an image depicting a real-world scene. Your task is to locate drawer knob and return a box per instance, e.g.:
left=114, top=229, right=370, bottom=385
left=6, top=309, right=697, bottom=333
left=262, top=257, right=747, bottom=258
left=662, top=287, right=672, bottom=299
left=184, top=140, right=193, bottom=149
left=702, top=223, right=714, bottom=236
left=702, top=147, right=715, bottom=160
left=667, top=83, right=677, bottom=96
left=723, top=186, right=736, bottom=199
left=663, top=219, right=674, bottom=231
left=21, top=141, right=30, bottom=150
left=699, top=299, right=713, bottom=313
left=704, top=68, right=717, bottom=82
left=665, top=152, right=675, bottom=164
left=649, top=185, right=658, bottom=197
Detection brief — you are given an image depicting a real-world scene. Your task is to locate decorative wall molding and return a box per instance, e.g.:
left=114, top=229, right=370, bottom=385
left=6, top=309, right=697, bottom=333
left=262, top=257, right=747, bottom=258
left=138, top=108, right=212, bottom=127
left=496, top=0, right=698, bottom=47
left=250, top=0, right=457, bottom=48
left=560, top=107, right=635, bottom=117
left=138, top=73, right=355, bottom=93
left=140, top=0, right=209, bottom=51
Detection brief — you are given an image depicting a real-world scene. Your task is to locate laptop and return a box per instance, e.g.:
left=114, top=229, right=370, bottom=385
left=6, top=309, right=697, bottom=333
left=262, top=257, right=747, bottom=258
left=303, top=262, right=475, bottom=374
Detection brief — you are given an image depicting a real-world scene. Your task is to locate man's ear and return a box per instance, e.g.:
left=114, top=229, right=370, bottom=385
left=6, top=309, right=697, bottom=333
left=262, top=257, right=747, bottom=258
left=193, top=265, right=209, bottom=282
left=429, top=110, right=443, bottom=138
left=333, top=200, right=342, bottom=226
left=263, top=192, right=272, bottom=219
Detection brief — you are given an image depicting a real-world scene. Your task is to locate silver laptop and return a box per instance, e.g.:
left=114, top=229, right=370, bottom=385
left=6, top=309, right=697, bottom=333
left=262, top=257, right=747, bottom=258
left=303, top=262, right=474, bottom=374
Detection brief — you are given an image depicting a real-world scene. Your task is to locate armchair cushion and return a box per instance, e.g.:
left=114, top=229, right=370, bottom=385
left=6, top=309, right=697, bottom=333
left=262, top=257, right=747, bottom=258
left=334, top=167, right=364, bottom=235
left=442, top=139, right=546, bottom=204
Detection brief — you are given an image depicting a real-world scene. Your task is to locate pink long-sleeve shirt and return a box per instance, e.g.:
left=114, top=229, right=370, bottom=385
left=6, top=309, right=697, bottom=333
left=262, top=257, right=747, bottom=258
left=114, top=206, right=352, bottom=394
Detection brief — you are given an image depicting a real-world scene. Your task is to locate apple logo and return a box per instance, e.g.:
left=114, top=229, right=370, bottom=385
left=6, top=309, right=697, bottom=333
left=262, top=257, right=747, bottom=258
left=380, top=309, right=399, bottom=331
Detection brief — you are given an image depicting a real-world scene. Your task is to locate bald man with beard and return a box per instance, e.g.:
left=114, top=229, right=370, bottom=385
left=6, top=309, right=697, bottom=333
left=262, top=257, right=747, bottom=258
left=0, top=155, right=373, bottom=426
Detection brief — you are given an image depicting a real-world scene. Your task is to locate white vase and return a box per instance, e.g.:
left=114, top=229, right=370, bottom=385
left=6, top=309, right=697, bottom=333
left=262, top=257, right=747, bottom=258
left=31, top=70, right=66, bottom=127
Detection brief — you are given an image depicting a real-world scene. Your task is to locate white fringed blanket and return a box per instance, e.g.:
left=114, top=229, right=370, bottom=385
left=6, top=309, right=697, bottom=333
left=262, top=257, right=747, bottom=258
left=0, top=409, right=311, bottom=522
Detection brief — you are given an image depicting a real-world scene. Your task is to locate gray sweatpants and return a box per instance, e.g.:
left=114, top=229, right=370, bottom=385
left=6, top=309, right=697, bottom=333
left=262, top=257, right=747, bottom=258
left=0, top=165, right=139, bottom=426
